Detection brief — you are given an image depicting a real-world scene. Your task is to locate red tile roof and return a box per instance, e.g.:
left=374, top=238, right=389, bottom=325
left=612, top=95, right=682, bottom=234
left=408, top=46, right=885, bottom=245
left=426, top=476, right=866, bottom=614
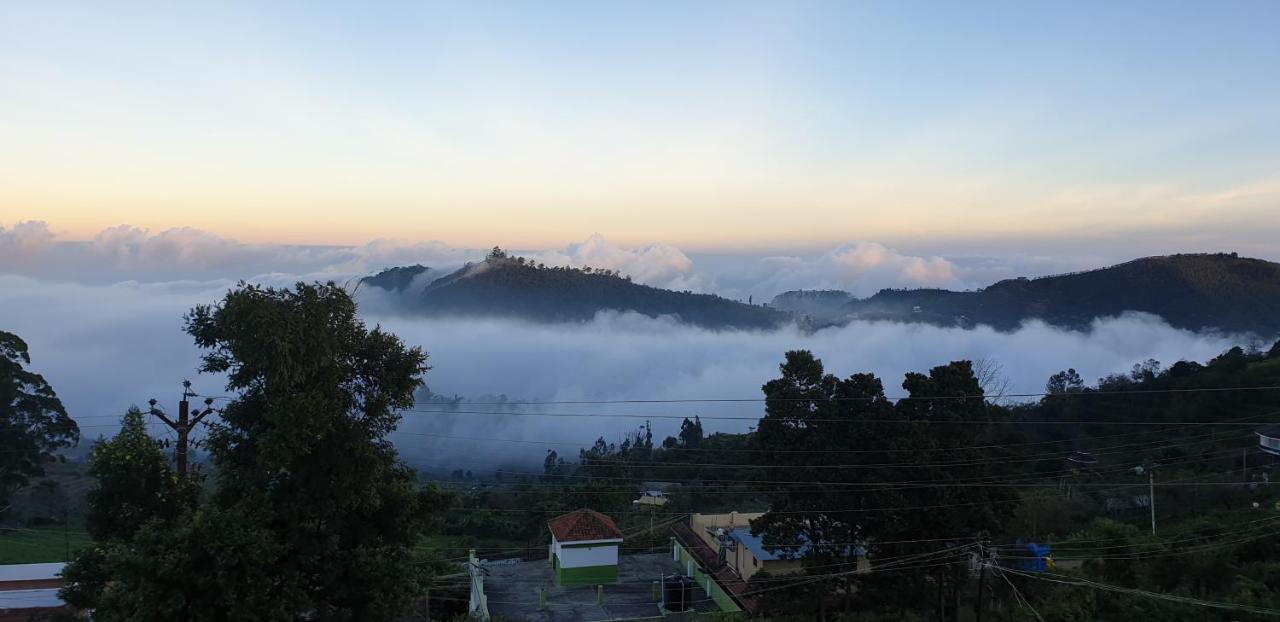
left=547, top=509, right=623, bottom=542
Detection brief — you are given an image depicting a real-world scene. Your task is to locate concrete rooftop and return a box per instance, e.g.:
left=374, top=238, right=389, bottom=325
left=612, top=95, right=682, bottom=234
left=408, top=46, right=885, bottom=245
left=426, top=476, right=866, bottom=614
left=482, top=553, right=721, bottom=621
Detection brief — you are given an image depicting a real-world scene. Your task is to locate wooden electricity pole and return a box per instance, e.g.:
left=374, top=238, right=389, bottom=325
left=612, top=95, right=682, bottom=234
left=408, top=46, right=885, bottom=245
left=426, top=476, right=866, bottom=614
left=974, top=535, right=990, bottom=622
left=149, top=380, right=216, bottom=477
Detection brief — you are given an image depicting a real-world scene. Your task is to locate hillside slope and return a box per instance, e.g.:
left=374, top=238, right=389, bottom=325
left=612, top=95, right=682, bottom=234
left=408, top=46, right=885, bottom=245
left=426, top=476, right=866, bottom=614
left=367, top=253, right=1280, bottom=335
left=371, top=256, right=788, bottom=330
left=839, top=253, right=1280, bottom=334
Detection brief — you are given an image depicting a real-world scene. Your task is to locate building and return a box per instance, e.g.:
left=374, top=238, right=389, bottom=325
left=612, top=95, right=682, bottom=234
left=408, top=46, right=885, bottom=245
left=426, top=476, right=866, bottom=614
left=632, top=490, right=669, bottom=507
left=689, top=512, right=804, bottom=581
left=547, top=509, right=624, bottom=586
left=0, top=563, right=71, bottom=621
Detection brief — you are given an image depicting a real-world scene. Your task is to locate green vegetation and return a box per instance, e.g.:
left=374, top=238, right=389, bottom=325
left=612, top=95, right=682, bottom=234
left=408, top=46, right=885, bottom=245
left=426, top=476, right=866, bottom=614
left=0, top=526, right=90, bottom=564
left=5, top=270, right=1280, bottom=620
left=437, top=339, right=1280, bottom=620
left=60, top=282, right=453, bottom=620
left=0, top=329, right=79, bottom=509
left=365, top=249, right=789, bottom=330
left=778, top=253, right=1280, bottom=334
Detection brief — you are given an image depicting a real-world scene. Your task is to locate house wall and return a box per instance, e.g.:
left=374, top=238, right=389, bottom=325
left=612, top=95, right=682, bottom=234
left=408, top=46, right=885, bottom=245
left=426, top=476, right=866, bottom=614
left=729, top=542, right=802, bottom=582
left=690, top=512, right=765, bottom=552
left=672, top=539, right=742, bottom=612
left=550, top=536, right=622, bottom=586
left=559, top=542, right=619, bottom=568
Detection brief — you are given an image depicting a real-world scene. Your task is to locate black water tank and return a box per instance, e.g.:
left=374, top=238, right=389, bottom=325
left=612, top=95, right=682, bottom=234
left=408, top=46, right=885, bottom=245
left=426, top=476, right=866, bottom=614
left=663, top=574, right=695, bottom=611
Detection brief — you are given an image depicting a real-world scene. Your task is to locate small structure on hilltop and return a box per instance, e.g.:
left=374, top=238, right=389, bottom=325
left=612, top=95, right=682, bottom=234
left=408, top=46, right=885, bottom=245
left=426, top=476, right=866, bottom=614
left=547, top=509, right=624, bottom=586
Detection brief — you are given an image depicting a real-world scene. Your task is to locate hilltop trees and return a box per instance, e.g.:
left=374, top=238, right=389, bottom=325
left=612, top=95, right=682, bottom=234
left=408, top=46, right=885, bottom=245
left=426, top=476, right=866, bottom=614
left=0, top=330, right=78, bottom=509
left=62, top=282, right=450, bottom=620
left=749, top=352, right=1020, bottom=618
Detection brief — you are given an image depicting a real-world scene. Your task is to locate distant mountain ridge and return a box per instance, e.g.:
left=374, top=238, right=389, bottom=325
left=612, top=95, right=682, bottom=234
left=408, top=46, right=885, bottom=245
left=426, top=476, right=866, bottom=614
left=776, top=253, right=1280, bottom=335
left=363, top=252, right=1280, bottom=336
left=363, top=252, right=787, bottom=330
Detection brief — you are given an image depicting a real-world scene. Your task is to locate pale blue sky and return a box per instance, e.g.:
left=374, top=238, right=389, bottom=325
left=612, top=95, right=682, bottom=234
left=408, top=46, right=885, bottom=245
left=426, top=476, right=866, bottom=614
left=1, top=1, right=1277, bottom=254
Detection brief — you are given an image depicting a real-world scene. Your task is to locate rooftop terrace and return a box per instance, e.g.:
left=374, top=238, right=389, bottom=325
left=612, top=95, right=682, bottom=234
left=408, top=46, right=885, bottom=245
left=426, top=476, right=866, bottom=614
left=482, top=553, right=720, bottom=621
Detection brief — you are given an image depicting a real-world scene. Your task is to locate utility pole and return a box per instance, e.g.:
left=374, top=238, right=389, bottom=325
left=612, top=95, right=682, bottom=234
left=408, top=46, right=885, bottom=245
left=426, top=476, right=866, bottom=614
left=974, top=536, right=990, bottom=622
left=1149, top=470, right=1157, bottom=536
left=149, top=380, right=216, bottom=477
left=1243, top=447, right=1248, bottom=484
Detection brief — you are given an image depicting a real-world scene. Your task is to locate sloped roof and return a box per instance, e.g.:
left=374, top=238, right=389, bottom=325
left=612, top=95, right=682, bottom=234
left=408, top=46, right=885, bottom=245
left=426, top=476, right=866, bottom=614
left=730, top=527, right=800, bottom=561
left=0, top=563, right=64, bottom=582
left=547, top=509, right=623, bottom=542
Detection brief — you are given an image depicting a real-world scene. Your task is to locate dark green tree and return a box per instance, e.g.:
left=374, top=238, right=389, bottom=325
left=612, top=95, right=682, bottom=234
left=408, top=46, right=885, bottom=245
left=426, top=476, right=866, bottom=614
left=82, top=407, right=195, bottom=541
left=1046, top=368, right=1085, bottom=394
left=0, top=330, right=78, bottom=509
left=61, top=407, right=197, bottom=612
left=751, top=350, right=903, bottom=616
left=64, top=282, right=447, bottom=620
left=678, top=415, right=704, bottom=448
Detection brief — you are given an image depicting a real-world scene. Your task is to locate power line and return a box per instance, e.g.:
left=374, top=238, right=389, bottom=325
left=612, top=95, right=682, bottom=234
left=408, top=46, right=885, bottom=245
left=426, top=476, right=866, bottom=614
left=372, top=384, right=1280, bottom=406
left=1002, top=567, right=1280, bottom=616
left=407, top=430, right=1248, bottom=471
left=995, top=566, right=1046, bottom=622
left=397, top=407, right=1280, bottom=426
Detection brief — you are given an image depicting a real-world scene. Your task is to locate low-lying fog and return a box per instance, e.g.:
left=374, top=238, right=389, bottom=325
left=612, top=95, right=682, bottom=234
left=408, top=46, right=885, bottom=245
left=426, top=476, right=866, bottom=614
left=1, top=274, right=1248, bottom=476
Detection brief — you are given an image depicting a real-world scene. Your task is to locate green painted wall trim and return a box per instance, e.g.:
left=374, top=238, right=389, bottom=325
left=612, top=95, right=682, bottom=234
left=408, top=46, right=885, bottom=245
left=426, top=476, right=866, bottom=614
left=675, top=542, right=743, bottom=612
left=554, top=562, right=619, bottom=586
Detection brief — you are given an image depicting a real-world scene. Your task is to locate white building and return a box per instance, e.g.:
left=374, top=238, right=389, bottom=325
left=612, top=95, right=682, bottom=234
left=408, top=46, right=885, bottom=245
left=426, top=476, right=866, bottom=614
left=547, top=509, right=623, bottom=586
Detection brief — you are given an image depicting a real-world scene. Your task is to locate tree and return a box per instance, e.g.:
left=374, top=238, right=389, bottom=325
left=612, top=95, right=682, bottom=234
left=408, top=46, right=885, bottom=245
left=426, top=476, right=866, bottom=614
left=973, top=357, right=1011, bottom=402
left=751, top=351, right=901, bottom=616
left=83, top=407, right=195, bottom=541
left=0, top=330, right=78, bottom=509
left=1045, top=368, right=1084, bottom=394
left=751, top=353, right=1019, bottom=619
left=61, top=407, right=197, bottom=613
left=65, top=282, right=448, bottom=620
left=678, top=416, right=704, bottom=448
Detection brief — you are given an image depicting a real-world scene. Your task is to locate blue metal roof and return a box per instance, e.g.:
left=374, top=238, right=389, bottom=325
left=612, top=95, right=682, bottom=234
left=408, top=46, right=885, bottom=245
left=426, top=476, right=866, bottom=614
left=729, top=527, right=806, bottom=561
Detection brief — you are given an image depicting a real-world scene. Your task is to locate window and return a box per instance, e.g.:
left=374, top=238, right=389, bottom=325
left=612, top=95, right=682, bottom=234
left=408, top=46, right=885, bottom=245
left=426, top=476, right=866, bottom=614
left=752, top=557, right=758, bottom=567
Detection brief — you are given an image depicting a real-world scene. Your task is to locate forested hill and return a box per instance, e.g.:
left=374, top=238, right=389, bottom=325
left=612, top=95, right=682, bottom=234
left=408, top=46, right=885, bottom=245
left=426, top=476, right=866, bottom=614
left=365, top=252, right=1280, bottom=334
left=359, top=264, right=431, bottom=292
left=781, top=253, right=1280, bottom=335
left=364, top=254, right=788, bottom=330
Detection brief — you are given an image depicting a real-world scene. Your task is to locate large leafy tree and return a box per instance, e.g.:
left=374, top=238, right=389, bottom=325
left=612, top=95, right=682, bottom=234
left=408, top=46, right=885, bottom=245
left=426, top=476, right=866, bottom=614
left=64, top=282, right=446, bottom=620
left=61, top=407, right=197, bottom=612
left=0, top=330, right=78, bottom=509
left=82, top=407, right=195, bottom=541
left=750, top=352, right=1020, bottom=619
left=750, top=350, right=904, bottom=615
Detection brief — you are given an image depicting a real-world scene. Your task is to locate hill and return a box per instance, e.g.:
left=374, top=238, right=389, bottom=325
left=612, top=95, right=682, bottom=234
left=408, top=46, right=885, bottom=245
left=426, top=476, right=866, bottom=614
left=830, top=253, right=1280, bottom=335
left=769, top=289, right=852, bottom=318
left=360, top=264, right=432, bottom=292
left=367, top=252, right=1280, bottom=335
left=366, top=254, right=789, bottom=330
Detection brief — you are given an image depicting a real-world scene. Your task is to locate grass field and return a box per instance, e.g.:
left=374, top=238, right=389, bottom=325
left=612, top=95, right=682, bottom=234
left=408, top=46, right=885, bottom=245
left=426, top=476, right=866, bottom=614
left=417, top=533, right=533, bottom=561
left=0, top=526, right=93, bottom=564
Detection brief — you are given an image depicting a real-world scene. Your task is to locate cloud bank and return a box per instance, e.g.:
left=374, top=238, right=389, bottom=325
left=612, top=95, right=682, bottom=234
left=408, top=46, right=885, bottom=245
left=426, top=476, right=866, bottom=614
left=4, top=221, right=1137, bottom=301
left=0, top=272, right=1246, bottom=474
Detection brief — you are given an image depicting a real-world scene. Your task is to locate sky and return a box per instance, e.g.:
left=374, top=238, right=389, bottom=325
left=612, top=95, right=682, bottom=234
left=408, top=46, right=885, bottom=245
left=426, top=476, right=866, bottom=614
left=2, top=1, right=1278, bottom=255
